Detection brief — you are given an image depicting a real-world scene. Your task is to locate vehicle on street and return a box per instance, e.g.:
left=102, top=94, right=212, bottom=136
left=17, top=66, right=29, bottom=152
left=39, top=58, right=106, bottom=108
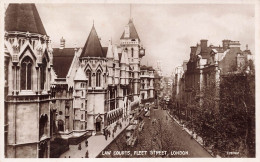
left=138, top=120, right=145, bottom=132
left=125, top=125, right=138, bottom=147
left=144, top=110, right=150, bottom=117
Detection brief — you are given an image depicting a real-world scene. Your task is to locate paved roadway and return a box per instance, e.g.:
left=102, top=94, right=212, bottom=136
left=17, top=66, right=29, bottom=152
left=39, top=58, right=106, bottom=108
left=100, top=105, right=212, bottom=158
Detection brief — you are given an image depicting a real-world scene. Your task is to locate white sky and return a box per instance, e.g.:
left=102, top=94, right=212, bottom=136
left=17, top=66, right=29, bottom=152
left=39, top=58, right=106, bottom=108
left=36, top=3, right=255, bottom=75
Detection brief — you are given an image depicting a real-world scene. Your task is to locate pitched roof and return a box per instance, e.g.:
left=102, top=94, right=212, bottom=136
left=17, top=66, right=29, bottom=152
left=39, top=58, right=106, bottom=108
left=74, top=67, right=87, bottom=81
left=5, top=4, right=47, bottom=35
left=120, top=19, right=140, bottom=40
left=147, top=66, right=155, bottom=71
left=102, top=47, right=108, bottom=56
left=80, top=25, right=105, bottom=58
left=53, top=48, right=75, bottom=78
left=140, top=65, right=148, bottom=70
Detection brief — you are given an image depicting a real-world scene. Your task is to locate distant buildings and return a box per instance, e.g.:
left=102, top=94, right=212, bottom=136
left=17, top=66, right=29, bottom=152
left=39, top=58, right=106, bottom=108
left=173, top=39, right=254, bottom=118
left=4, top=4, right=154, bottom=158
left=140, top=65, right=155, bottom=102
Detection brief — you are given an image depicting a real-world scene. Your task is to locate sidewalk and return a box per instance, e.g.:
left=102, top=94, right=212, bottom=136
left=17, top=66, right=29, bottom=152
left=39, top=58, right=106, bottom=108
left=60, top=118, right=130, bottom=158
left=166, top=110, right=216, bottom=157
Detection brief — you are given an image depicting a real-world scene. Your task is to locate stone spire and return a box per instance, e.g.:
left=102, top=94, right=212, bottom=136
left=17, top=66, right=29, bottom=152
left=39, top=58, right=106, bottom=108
left=80, top=24, right=104, bottom=58
left=120, top=19, right=140, bottom=40
left=113, top=45, right=119, bottom=61
left=106, top=40, right=114, bottom=59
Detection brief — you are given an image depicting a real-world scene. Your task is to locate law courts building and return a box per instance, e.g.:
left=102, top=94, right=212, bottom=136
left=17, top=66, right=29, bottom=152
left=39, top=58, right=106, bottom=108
left=4, top=3, right=153, bottom=158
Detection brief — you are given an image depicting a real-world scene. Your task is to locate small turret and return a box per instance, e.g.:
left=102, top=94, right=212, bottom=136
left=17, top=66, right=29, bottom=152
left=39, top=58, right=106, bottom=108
left=106, top=40, right=114, bottom=59
left=60, top=37, right=65, bottom=49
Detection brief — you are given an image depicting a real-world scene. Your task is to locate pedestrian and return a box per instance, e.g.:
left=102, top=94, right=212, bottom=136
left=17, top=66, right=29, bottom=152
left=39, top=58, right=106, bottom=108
left=69, top=156, right=70, bottom=158
left=85, top=140, right=88, bottom=147
left=85, top=150, right=89, bottom=158
left=78, top=143, right=81, bottom=150
left=112, top=132, right=114, bottom=139
left=65, top=156, right=66, bottom=158
left=105, top=134, right=107, bottom=140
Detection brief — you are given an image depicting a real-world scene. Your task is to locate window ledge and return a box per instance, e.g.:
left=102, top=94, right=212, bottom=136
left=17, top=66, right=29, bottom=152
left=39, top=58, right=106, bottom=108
left=19, top=90, right=34, bottom=95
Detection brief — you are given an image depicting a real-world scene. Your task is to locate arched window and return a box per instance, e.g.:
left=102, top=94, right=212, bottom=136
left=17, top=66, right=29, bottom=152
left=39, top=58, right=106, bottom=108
left=86, top=70, right=91, bottom=87
left=39, top=114, right=48, bottom=138
left=81, top=114, right=83, bottom=120
left=21, top=56, right=33, bottom=90
left=58, top=120, right=64, bottom=132
left=96, top=70, right=101, bottom=87
left=82, top=91, right=84, bottom=97
left=131, top=48, right=134, bottom=58
left=81, top=103, right=83, bottom=109
left=41, top=58, right=47, bottom=90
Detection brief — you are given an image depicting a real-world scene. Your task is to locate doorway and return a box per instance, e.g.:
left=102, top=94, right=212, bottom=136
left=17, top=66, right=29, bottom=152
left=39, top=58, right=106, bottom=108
left=96, top=122, right=101, bottom=132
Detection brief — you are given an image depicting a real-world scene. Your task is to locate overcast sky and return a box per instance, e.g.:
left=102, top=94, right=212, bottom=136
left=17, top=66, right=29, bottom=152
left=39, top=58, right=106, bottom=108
left=36, top=3, right=255, bottom=75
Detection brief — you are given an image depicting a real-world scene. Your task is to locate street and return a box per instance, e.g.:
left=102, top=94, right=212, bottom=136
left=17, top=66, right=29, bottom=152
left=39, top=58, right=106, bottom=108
left=98, top=104, right=212, bottom=158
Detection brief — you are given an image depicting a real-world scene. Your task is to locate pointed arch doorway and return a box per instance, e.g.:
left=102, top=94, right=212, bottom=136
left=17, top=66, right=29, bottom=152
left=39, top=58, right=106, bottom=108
left=95, top=114, right=102, bottom=132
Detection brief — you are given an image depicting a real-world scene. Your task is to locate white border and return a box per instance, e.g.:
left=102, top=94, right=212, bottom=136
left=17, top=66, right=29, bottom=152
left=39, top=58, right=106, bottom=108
left=0, top=0, right=259, bottom=162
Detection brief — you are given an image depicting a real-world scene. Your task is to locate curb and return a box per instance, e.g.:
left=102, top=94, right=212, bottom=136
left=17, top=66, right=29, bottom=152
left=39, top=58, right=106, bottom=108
left=94, top=120, right=130, bottom=158
left=166, top=111, right=215, bottom=157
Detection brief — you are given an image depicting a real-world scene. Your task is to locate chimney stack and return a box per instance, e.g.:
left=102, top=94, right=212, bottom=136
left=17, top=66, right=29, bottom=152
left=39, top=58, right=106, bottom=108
left=60, top=37, right=65, bottom=49
left=190, top=46, right=197, bottom=58
left=190, top=46, right=197, bottom=54
left=222, top=39, right=230, bottom=50
left=200, top=39, right=208, bottom=52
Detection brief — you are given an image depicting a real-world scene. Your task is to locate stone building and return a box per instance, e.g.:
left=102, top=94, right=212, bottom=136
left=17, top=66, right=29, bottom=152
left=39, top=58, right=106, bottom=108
left=4, top=3, right=151, bottom=157
left=140, top=65, right=155, bottom=102
left=173, top=39, right=254, bottom=119
left=51, top=18, right=146, bottom=137
left=4, top=4, right=53, bottom=158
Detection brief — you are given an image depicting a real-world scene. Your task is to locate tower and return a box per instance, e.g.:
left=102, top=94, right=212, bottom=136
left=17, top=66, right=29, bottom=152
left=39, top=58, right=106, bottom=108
left=107, top=40, right=114, bottom=85
left=120, top=19, right=145, bottom=100
left=4, top=4, right=53, bottom=157
left=79, top=24, right=107, bottom=134
left=73, top=67, right=88, bottom=132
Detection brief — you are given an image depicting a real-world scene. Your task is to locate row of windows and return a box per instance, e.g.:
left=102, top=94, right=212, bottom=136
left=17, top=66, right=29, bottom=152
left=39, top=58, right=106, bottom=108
left=125, top=48, right=134, bottom=58
left=86, top=70, right=102, bottom=87
left=121, top=41, right=138, bottom=45
left=57, top=119, right=87, bottom=131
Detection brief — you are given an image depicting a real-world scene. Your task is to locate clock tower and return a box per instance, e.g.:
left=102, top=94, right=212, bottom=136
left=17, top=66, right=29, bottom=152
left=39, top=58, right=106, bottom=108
left=120, top=19, right=145, bottom=100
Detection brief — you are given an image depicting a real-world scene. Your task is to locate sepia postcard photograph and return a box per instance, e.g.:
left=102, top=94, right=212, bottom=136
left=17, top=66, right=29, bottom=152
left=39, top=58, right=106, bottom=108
left=0, top=0, right=259, bottom=161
